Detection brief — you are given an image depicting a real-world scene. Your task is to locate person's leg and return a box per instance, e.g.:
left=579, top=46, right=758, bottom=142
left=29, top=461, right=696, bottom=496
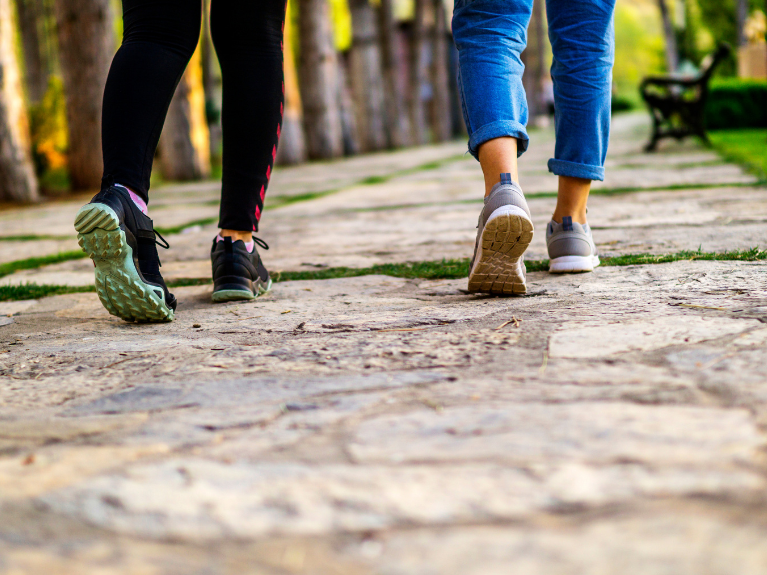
left=478, top=137, right=517, bottom=197
left=452, top=0, right=532, bottom=196
left=207, top=0, right=286, bottom=303
left=452, top=0, right=534, bottom=295
left=552, top=176, right=590, bottom=224
left=544, top=0, right=615, bottom=274
left=546, top=0, right=615, bottom=225
left=101, top=0, right=202, bottom=202
left=77, top=0, right=201, bottom=323
left=211, top=0, right=287, bottom=238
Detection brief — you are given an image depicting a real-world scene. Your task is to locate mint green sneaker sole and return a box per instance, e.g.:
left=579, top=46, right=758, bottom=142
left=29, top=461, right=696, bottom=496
left=211, top=279, right=272, bottom=303
left=74, top=204, right=174, bottom=323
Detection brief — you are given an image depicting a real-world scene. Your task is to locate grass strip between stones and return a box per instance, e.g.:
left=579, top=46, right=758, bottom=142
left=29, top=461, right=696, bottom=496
left=1, top=248, right=764, bottom=302
left=0, top=250, right=87, bottom=279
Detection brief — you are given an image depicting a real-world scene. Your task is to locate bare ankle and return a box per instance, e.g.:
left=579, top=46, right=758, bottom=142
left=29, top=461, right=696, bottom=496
left=219, top=229, right=252, bottom=243
left=551, top=210, right=588, bottom=225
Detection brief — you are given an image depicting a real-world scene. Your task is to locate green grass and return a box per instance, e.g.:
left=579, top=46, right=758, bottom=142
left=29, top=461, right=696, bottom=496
left=0, top=250, right=87, bottom=279
left=1, top=248, right=764, bottom=302
left=272, top=258, right=472, bottom=283
left=709, top=129, right=767, bottom=181
left=0, top=234, right=73, bottom=242
left=0, top=284, right=93, bottom=302
left=600, top=247, right=767, bottom=266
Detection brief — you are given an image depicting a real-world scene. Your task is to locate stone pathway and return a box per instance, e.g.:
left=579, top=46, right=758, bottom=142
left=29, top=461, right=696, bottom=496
left=1, top=113, right=766, bottom=574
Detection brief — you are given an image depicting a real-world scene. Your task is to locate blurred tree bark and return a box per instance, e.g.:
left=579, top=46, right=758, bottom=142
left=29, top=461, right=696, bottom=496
left=276, top=5, right=307, bottom=165
left=349, top=0, right=387, bottom=152
left=378, top=0, right=411, bottom=147
left=201, top=0, right=221, bottom=161
left=657, top=0, right=678, bottom=72
left=409, top=0, right=428, bottom=144
left=53, top=0, right=115, bottom=191
left=522, top=0, right=546, bottom=119
left=429, top=0, right=452, bottom=142
left=15, top=0, right=48, bottom=104
left=337, top=54, right=360, bottom=155
left=0, top=0, right=38, bottom=202
left=736, top=0, right=748, bottom=46
left=298, top=0, right=344, bottom=159
left=159, top=46, right=211, bottom=181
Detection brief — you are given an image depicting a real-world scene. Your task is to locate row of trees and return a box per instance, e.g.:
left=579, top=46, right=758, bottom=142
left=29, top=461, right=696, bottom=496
left=0, top=0, right=493, bottom=204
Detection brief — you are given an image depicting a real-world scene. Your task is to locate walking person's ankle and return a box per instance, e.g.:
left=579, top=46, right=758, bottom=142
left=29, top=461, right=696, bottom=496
left=219, top=229, right=252, bottom=243
left=552, top=176, right=590, bottom=224
left=478, top=137, right=519, bottom=197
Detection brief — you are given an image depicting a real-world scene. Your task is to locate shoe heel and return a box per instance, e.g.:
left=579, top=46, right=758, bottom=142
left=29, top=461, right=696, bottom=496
left=74, top=203, right=119, bottom=234
left=74, top=203, right=174, bottom=323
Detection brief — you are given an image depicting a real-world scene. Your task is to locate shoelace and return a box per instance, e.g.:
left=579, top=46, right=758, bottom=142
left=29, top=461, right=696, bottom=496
left=155, top=230, right=170, bottom=250
left=252, top=236, right=269, bottom=251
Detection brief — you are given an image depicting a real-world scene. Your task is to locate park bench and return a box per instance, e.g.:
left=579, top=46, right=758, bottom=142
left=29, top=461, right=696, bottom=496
left=640, top=43, right=731, bottom=151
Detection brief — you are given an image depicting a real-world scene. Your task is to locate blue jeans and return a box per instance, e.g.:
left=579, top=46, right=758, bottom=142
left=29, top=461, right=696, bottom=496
left=452, top=0, right=616, bottom=181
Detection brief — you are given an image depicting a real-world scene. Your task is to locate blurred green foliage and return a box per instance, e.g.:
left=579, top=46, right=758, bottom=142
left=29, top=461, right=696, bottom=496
left=613, top=0, right=666, bottom=105
left=705, top=79, right=767, bottom=129
left=611, top=95, right=636, bottom=113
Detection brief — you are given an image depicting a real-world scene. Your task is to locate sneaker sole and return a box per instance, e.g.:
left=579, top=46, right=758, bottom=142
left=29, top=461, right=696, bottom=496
left=74, top=203, right=175, bottom=323
left=211, top=279, right=272, bottom=303
left=548, top=255, right=601, bottom=273
left=468, top=206, right=534, bottom=295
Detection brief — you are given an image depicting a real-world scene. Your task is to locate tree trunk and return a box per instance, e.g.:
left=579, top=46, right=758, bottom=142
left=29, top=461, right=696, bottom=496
left=736, top=0, right=749, bottom=46
left=53, top=0, right=115, bottom=191
left=298, top=0, right=343, bottom=159
left=159, top=46, right=211, bottom=181
left=378, top=0, right=411, bottom=147
left=349, top=0, right=387, bottom=152
left=429, top=0, right=452, bottom=142
left=657, top=0, right=678, bottom=73
left=15, top=0, right=48, bottom=104
left=276, top=4, right=306, bottom=166
left=409, top=0, right=428, bottom=145
left=337, top=53, right=360, bottom=156
left=0, top=0, right=38, bottom=202
left=522, top=0, right=546, bottom=119
left=201, top=0, right=221, bottom=161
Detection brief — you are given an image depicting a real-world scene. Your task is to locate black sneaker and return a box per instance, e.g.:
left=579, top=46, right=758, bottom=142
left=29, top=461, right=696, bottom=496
left=211, top=236, right=271, bottom=303
left=74, top=185, right=176, bottom=322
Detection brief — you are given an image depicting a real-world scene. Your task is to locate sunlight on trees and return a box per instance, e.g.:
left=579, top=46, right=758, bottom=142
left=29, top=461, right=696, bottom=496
left=0, top=0, right=762, bottom=203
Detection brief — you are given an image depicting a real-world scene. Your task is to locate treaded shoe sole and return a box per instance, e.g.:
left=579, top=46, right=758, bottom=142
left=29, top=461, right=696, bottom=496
left=548, top=255, right=600, bottom=273
left=74, top=204, right=174, bottom=323
left=211, top=279, right=272, bottom=303
left=468, top=206, right=534, bottom=295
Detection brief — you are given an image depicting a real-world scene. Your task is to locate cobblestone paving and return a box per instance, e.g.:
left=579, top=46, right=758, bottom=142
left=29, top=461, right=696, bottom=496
left=0, top=114, right=766, bottom=574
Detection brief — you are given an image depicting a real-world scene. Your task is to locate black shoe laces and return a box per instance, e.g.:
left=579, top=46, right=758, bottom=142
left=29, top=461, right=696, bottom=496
left=155, top=230, right=170, bottom=250
left=253, top=236, right=269, bottom=250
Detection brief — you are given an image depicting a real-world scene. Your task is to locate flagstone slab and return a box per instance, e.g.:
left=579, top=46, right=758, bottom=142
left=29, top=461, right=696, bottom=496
left=357, top=514, right=767, bottom=575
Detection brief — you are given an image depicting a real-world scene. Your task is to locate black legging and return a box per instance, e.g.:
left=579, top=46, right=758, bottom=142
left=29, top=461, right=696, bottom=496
left=102, top=0, right=286, bottom=232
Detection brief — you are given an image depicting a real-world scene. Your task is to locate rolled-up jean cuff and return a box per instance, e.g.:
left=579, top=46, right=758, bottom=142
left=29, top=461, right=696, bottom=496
left=547, top=158, right=605, bottom=181
left=468, top=121, right=529, bottom=160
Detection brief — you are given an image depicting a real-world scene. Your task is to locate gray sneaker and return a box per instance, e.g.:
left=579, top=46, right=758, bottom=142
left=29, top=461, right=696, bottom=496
left=468, top=176, right=534, bottom=295
left=546, top=216, right=600, bottom=273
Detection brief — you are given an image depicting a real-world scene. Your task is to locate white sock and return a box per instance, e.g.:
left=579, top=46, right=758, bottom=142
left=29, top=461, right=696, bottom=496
left=216, top=234, right=254, bottom=253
